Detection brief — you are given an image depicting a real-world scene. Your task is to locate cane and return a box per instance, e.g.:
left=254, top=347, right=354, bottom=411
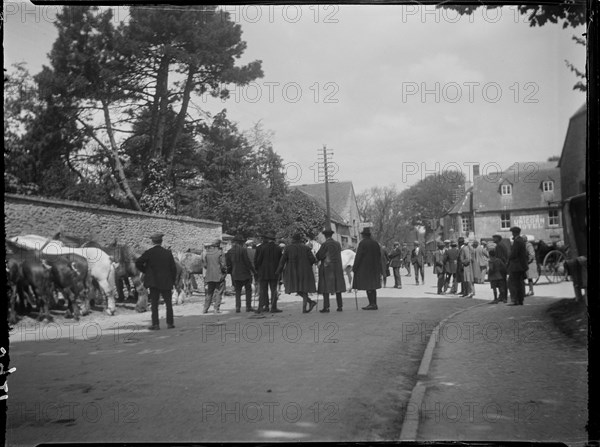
left=354, top=289, right=358, bottom=310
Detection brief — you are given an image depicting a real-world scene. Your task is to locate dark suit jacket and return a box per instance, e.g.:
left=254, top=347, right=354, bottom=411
left=255, top=241, right=282, bottom=280
left=388, top=247, right=403, bottom=268
left=411, top=247, right=424, bottom=266
left=508, top=236, right=528, bottom=273
left=135, top=245, right=177, bottom=290
left=226, top=244, right=255, bottom=281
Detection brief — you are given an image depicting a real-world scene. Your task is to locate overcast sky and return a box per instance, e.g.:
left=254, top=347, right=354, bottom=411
left=4, top=3, right=587, bottom=194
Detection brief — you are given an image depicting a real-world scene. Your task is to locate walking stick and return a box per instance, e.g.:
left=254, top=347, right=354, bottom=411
left=354, top=289, right=358, bottom=310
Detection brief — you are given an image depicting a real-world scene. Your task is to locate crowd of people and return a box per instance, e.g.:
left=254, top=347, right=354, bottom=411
left=134, top=226, right=539, bottom=329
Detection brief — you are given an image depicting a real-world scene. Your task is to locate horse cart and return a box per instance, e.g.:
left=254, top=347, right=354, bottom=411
left=533, top=240, right=570, bottom=284
left=561, top=193, right=587, bottom=303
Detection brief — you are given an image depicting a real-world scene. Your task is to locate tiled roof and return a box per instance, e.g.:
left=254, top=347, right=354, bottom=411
left=290, top=181, right=355, bottom=224
left=447, top=186, right=473, bottom=215
left=292, top=189, right=346, bottom=225
left=472, top=162, right=561, bottom=212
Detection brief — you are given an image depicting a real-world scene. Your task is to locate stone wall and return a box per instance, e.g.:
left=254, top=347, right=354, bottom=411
left=4, top=194, right=222, bottom=253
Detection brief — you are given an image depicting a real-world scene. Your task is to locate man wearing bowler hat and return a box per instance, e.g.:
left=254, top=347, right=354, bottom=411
left=507, top=226, right=528, bottom=305
left=135, top=232, right=178, bottom=330
left=316, top=227, right=346, bottom=312
left=255, top=230, right=283, bottom=313
left=226, top=234, right=256, bottom=312
left=352, top=228, right=382, bottom=310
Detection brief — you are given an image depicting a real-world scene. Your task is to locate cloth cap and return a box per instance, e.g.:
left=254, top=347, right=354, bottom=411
left=458, top=237, right=465, bottom=243
left=510, top=226, right=521, bottom=234
left=444, top=240, right=450, bottom=244
left=414, top=241, right=420, bottom=245
left=245, top=239, right=254, bottom=246
left=150, top=233, right=164, bottom=243
left=450, top=241, right=458, bottom=246
left=526, top=235, right=535, bottom=242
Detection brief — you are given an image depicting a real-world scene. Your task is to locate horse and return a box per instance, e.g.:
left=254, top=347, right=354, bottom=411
left=176, top=249, right=204, bottom=296
left=341, top=249, right=356, bottom=292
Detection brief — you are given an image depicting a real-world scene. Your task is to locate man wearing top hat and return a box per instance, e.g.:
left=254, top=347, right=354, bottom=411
left=255, top=230, right=283, bottom=313
left=411, top=241, right=425, bottom=285
left=226, top=234, right=257, bottom=312
left=275, top=232, right=317, bottom=313
left=507, top=226, right=528, bottom=305
left=352, top=228, right=382, bottom=310
left=202, top=238, right=227, bottom=314
left=316, top=227, right=346, bottom=312
left=135, top=232, right=178, bottom=330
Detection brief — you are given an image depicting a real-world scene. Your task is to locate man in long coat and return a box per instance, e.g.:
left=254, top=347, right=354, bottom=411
left=135, top=233, right=178, bottom=330
left=255, top=231, right=283, bottom=313
left=458, top=237, right=474, bottom=298
left=507, top=226, right=528, bottom=306
left=401, top=242, right=411, bottom=276
left=433, top=242, right=446, bottom=294
left=275, top=233, right=317, bottom=313
left=226, top=234, right=256, bottom=312
left=352, top=228, right=382, bottom=310
left=316, top=228, right=346, bottom=312
left=444, top=240, right=459, bottom=293
left=388, top=242, right=403, bottom=288
left=202, top=239, right=226, bottom=314
left=411, top=241, right=425, bottom=285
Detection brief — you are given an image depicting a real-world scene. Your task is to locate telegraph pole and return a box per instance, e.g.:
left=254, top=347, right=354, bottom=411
left=318, top=145, right=334, bottom=228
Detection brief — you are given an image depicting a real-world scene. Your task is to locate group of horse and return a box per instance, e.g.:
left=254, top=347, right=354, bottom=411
left=5, top=233, right=205, bottom=325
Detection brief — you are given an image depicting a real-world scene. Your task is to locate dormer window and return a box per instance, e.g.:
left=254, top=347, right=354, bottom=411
left=501, top=184, right=512, bottom=195
left=542, top=180, right=554, bottom=192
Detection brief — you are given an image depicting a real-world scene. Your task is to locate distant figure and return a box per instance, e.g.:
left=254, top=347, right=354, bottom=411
left=255, top=231, right=283, bottom=313
left=135, top=233, right=177, bottom=330
left=202, top=239, right=226, bottom=314
left=444, top=240, right=459, bottom=294
left=433, top=242, right=446, bottom=294
left=276, top=233, right=317, bottom=313
left=525, top=235, right=539, bottom=296
left=388, top=242, right=403, bottom=289
left=352, top=228, right=382, bottom=310
left=227, top=234, right=256, bottom=313
left=380, top=244, right=391, bottom=288
left=411, top=241, right=425, bottom=285
left=458, top=237, right=474, bottom=298
left=487, top=249, right=507, bottom=304
left=316, top=228, right=346, bottom=312
left=401, top=242, right=411, bottom=276
left=507, top=226, right=528, bottom=306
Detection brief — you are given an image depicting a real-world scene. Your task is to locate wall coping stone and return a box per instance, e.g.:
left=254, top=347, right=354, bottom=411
left=4, top=193, right=221, bottom=227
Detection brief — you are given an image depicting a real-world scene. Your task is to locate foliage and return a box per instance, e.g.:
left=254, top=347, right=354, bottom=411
left=275, top=190, right=327, bottom=241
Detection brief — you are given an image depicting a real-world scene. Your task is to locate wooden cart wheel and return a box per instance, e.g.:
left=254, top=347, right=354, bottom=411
left=543, top=250, right=567, bottom=283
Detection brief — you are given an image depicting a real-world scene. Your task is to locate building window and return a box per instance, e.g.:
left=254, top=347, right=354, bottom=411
left=461, top=216, right=472, bottom=232
left=543, top=181, right=554, bottom=192
left=341, top=236, right=348, bottom=247
left=548, top=209, right=560, bottom=226
left=501, top=213, right=511, bottom=229
left=501, top=184, right=512, bottom=195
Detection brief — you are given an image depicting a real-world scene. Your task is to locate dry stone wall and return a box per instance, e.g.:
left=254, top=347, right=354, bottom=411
left=4, top=194, right=221, bottom=253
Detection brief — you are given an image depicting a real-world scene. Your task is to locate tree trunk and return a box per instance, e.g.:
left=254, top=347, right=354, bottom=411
left=150, top=53, right=171, bottom=159
left=101, top=99, right=142, bottom=211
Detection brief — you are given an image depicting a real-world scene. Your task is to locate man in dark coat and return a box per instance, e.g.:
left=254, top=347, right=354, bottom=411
left=135, top=233, right=177, bottom=330
left=433, top=242, right=446, bottom=294
left=444, top=240, right=459, bottom=293
left=226, top=234, right=256, bottom=312
left=202, top=239, right=226, bottom=314
left=255, top=231, right=283, bottom=313
left=388, top=242, right=403, bottom=288
left=491, top=233, right=510, bottom=302
left=316, top=228, right=346, bottom=312
left=411, top=241, right=425, bottom=285
left=352, top=228, right=382, bottom=310
left=275, top=233, right=317, bottom=313
left=401, top=242, right=411, bottom=276
left=507, top=226, right=528, bottom=306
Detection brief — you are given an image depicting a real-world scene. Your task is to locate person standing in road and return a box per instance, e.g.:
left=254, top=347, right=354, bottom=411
left=444, top=240, right=459, bottom=293
left=227, top=234, right=256, bottom=313
left=411, top=241, right=425, bottom=285
left=487, top=249, right=507, bottom=304
left=524, top=235, right=539, bottom=296
left=276, top=232, right=318, bottom=313
left=507, top=226, right=528, bottom=306
left=201, top=238, right=227, bottom=314
left=245, top=239, right=260, bottom=306
left=135, top=233, right=178, bottom=330
left=433, top=242, right=446, bottom=294
left=380, top=244, right=391, bottom=288
left=477, top=240, right=489, bottom=283
left=472, top=240, right=484, bottom=285
left=458, top=237, right=474, bottom=298
left=388, top=242, right=403, bottom=289
left=255, top=231, right=283, bottom=313
left=352, top=228, right=382, bottom=310
left=316, top=228, right=346, bottom=312
left=401, top=242, right=411, bottom=277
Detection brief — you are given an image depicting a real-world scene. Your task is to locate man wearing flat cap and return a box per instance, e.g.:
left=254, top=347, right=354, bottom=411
left=226, top=234, right=256, bottom=312
left=135, top=233, right=177, bottom=330
left=411, top=241, right=425, bottom=285
left=507, top=226, right=528, bottom=305
left=352, top=228, right=382, bottom=310
left=433, top=242, right=446, bottom=294
left=201, top=239, right=226, bottom=314
left=316, top=228, right=346, bottom=312
left=255, top=231, right=283, bottom=313
left=276, top=232, right=317, bottom=313
left=388, top=242, right=403, bottom=289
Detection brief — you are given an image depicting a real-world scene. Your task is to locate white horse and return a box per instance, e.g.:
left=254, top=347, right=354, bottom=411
left=11, top=235, right=117, bottom=315
left=341, top=249, right=356, bottom=292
